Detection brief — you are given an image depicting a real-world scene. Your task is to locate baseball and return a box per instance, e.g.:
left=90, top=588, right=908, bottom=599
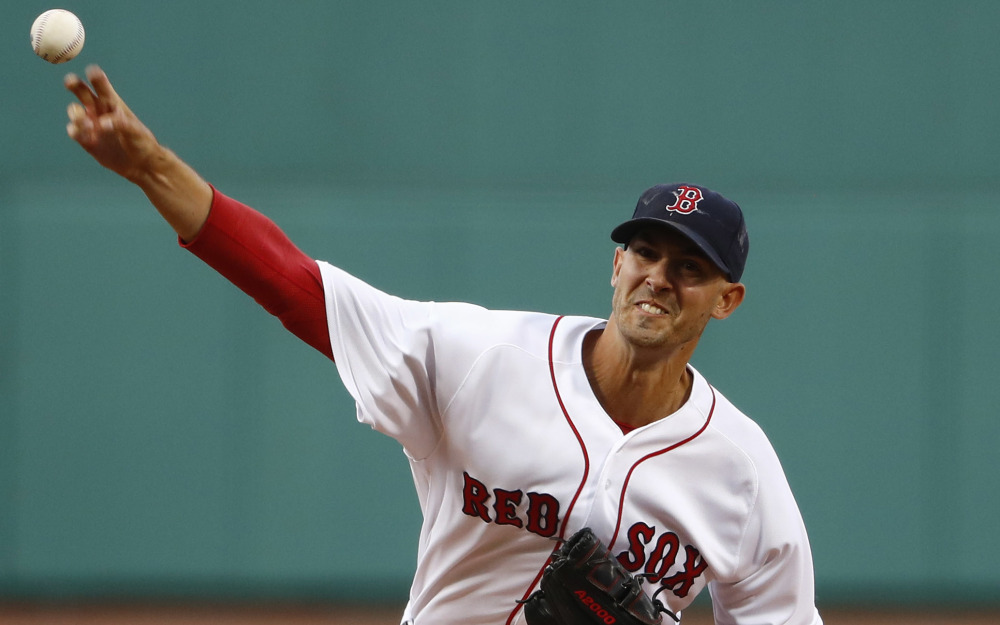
left=30, top=9, right=85, bottom=64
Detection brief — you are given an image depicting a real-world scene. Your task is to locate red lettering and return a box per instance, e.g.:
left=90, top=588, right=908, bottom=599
left=525, top=492, right=560, bottom=538
left=460, top=472, right=563, bottom=537
left=461, top=472, right=490, bottom=522
left=660, top=545, right=708, bottom=598
left=644, top=531, right=680, bottom=583
left=616, top=522, right=708, bottom=600
left=493, top=488, right=523, bottom=527
left=573, top=590, right=616, bottom=624
left=617, top=522, right=655, bottom=572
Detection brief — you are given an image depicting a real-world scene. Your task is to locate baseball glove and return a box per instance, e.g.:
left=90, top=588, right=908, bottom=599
left=521, top=527, right=679, bottom=625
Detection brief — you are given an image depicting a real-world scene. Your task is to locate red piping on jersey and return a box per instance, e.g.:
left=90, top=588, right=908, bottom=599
left=608, top=385, right=716, bottom=547
left=543, top=316, right=591, bottom=536
left=506, top=315, right=590, bottom=625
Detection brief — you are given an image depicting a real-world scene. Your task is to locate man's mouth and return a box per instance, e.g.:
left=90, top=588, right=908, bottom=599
left=638, top=302, right=668, bottom=315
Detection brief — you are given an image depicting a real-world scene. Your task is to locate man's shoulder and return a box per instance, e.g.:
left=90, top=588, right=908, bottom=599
left=316, top=261, right=603, bottom=358
left=431, top=307, right=601, bottom=356
left=692, top=374, right=783, bottom=467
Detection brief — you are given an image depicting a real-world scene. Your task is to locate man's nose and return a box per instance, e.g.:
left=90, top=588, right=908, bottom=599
left=645, top=265, right=671, bottom=291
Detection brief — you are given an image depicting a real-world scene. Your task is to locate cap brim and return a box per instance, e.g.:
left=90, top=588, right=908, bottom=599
left=610, top=218, right=733, bottom=281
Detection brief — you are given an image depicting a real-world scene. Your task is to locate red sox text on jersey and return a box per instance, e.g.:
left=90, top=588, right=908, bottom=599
left=462, top=470, right=707, bottom=598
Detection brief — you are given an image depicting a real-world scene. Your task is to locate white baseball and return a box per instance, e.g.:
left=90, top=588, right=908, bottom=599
left=30, top=9, right=86, bottom=64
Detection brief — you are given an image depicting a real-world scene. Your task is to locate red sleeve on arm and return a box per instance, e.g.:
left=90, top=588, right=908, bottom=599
left=180, top=187, right=334, bottom=361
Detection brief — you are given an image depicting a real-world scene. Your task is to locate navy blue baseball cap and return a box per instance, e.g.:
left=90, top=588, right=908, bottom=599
left=610, top=183, right=750, bottom=282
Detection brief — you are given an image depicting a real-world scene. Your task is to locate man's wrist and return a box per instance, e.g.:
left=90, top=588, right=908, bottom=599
left=128, top=144, right=177, bottom=189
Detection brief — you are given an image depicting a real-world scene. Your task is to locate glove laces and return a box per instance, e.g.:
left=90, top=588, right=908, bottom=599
left=637, top=573, right=681, bottom=623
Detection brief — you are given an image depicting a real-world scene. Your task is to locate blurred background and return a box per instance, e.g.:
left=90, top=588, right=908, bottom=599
left=2, top=0, right=999, bottom=622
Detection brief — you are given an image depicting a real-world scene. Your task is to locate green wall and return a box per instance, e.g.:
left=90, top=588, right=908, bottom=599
left=2, top=0, right=999, bottom=606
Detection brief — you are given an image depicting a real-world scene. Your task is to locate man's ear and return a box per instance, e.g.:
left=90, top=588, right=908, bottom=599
left=712, top=282, right=746, bottom=320
left=611, top=247, right=624, bottom=288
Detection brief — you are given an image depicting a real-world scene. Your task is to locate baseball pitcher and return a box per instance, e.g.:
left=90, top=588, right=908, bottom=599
left=63, top=65, right=823, bottom=625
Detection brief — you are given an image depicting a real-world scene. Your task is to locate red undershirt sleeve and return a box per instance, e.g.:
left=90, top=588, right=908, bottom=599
left=179, top=186, right=334, bottom=361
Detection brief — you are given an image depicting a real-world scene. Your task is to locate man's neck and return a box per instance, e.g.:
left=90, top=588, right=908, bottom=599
left=582, top=327, right=695, bottom=429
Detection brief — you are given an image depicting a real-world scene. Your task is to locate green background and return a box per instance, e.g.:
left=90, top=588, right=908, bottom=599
left=2, top=0, right=998, bottom=608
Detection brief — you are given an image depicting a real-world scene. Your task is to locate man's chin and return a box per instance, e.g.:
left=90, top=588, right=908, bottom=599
left=618, top=324, right=671, bottom=349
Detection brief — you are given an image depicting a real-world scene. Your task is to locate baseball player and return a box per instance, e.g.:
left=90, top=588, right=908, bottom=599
left=64, top=65, right=823, bottom=625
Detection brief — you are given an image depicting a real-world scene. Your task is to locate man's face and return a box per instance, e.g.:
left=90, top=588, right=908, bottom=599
left=609, top=227, right=744, bottom=352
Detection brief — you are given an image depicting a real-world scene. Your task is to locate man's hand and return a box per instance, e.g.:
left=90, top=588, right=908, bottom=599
left=63, top=64, right=213, bottom=242
left=64, top=65, right=162, bottom=184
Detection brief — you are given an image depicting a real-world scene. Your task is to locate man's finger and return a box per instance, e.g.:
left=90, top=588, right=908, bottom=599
left=85, top=65, right=122, bottom=114
left=64, top=72, right=97, bottom=112
left=67, top=102, right=86, bottom=122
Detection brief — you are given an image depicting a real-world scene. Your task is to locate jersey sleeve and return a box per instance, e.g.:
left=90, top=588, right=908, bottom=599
left=317, top=261, right=471, bottom=459
left=708, top=458, right=823, bottom=625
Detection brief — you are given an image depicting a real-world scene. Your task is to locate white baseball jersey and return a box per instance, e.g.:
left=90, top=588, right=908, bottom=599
left=319, top=261, right=822, bottom=625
